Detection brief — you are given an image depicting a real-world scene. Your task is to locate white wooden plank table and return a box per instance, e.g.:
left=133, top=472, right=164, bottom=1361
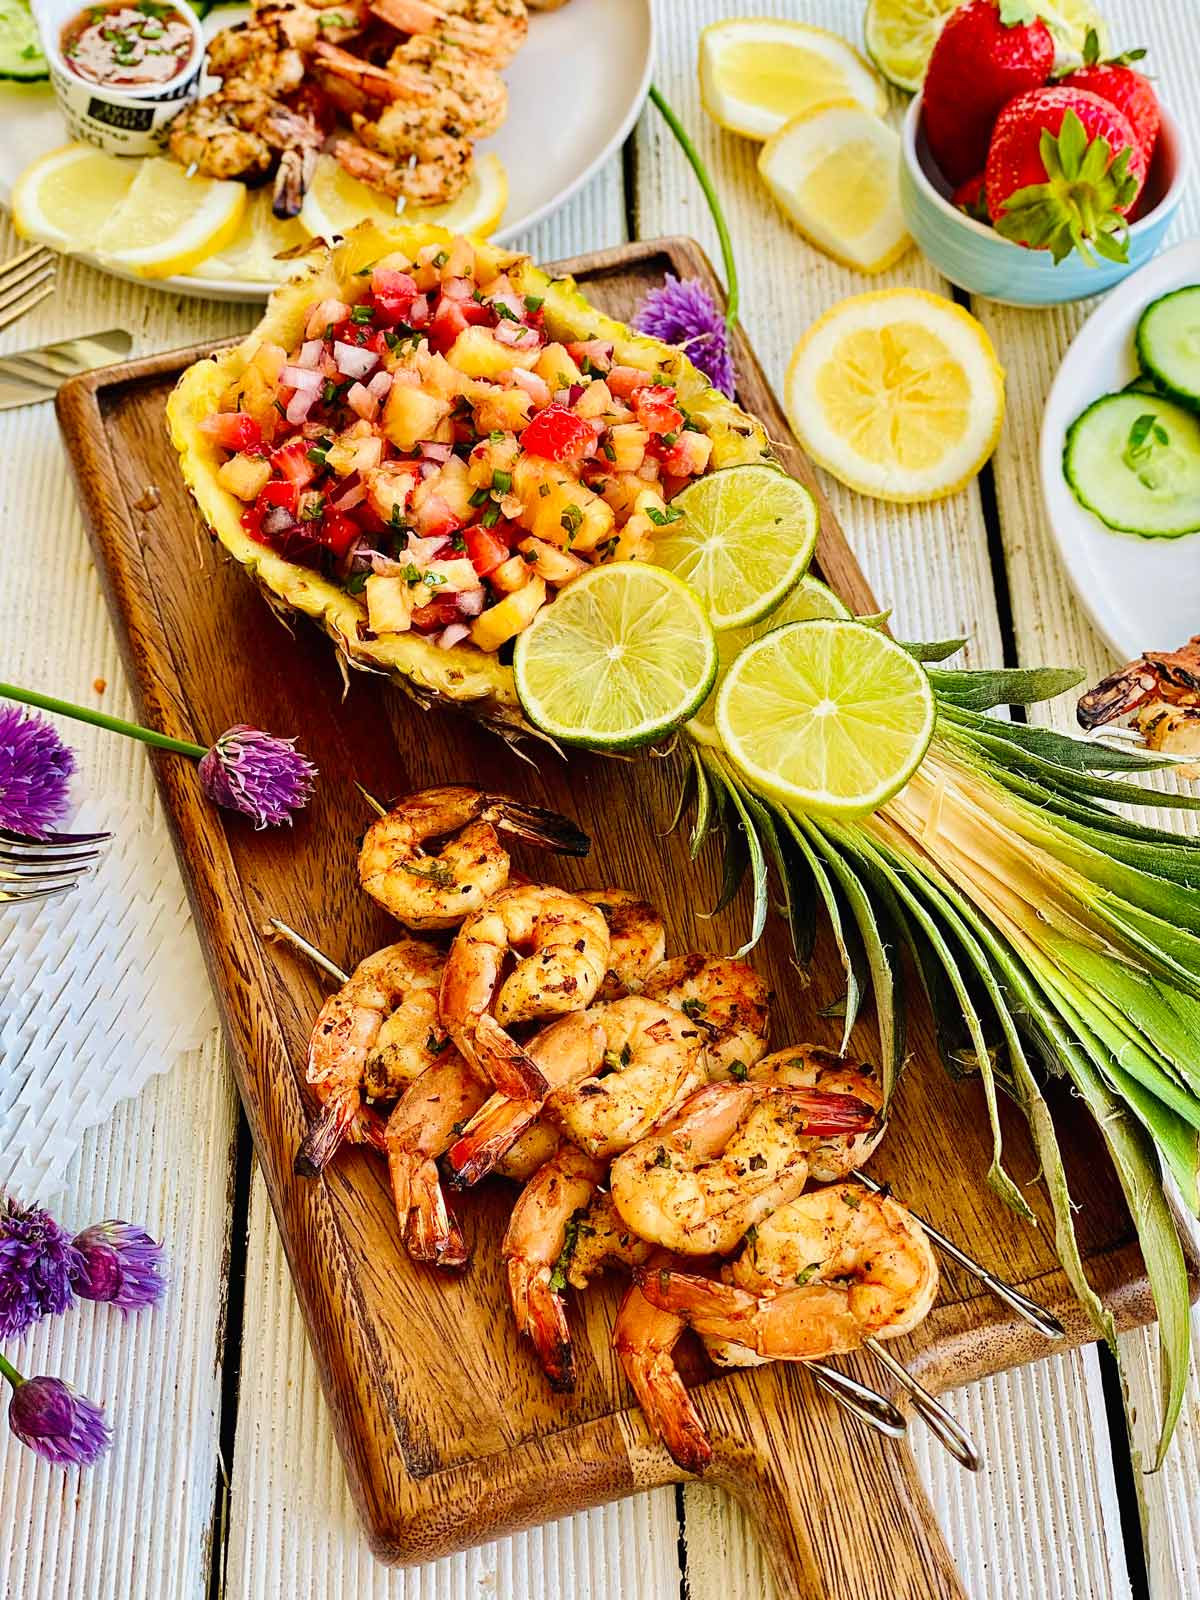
left=1, top=1, right=1198, bottom=1595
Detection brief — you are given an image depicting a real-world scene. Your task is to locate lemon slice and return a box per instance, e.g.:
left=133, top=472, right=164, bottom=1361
left=300, top=151, right=508, bottom=240
left=717, top=618, right=935, bottom=816
left=699, top=17, right=885, bottom=141
left=93, top=158, right=245, bottom=279
left=192, top=190, right=312, bottom=285
left=12, top=143, right=137, bottom=253
left=650, top=464, right=819, bottom=631
left=689, top=575, right=851, bottom=745
left=785, top=288, right=1005, bottom=502
left=864, top=0, right=1106, bottom=91
left=759, top=101, right=911, bottom=274
left=513, top=563, right=717, bottom=749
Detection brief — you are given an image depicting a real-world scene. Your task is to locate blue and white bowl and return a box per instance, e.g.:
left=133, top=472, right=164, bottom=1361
left=899, top=92, right=1189, bottom=307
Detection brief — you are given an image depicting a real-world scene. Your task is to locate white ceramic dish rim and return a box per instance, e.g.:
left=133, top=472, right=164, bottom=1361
left=2, top=0, right=655, bottom=303
left=1038, top=235, right=1200, bottom=659
left=901, top=93, right=1190, bottom=260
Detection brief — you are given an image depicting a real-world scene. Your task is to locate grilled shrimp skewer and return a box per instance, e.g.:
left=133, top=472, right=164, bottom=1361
left=1078, top=635, right=1200, bottom=760
left=642, top=954, right=772, bottom=1080
left=370, top=0, right=528, bottom=66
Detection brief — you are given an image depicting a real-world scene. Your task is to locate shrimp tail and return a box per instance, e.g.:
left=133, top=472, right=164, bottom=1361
left=392, top=1153, right=470, bottom=1270
left=633, top=1265, right=759, bottom=1342
left=509, top=1262, right=576, bottom=1391
left=445, top=1091, right=538, bottom=1188
left=294, top=1093, right=358, bottom=1177
left=486, top=798, right=591, bottom=858
left=772, top=1086, right=879, bottom=1137
left=1077, top=661, right=1159, bottom=728
left=473, top=1012, right=551, bottom=1100
left=614, top=1274, right=712, bottom=1473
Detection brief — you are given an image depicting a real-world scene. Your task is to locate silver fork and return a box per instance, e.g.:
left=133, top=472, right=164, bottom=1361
left=0, top=329, right=132, bottom=408
left=0, top=827, right=111, bottom=905
left=0, top=246, right=56, bottom=336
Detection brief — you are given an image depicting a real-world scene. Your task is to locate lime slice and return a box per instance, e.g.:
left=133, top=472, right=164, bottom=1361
left=650, top=465, right=819, bottom=630
left=513, top=563, right=717, bottom=749
left=863, top=0, right=956, bottom=92
left=716, top=618, right=935, bottom=816
left=689, top=575, right=851, bottom=745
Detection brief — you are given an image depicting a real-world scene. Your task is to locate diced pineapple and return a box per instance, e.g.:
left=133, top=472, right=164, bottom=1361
left=518, top=536, right=588, bottom=585
left=469, top=577, right=547, bottom=651
left=468, top=431, right=522, bottom=488
left=535, top=342, right=583, bottom=389
left=383, top=383, right=453, bottom=452
left=661, top=429, right=713, bottom=477
left=326, top=432, right=383, bottom=476
left=597, top=472, right=644, bottom=518
left=528, top=477, right=585, bottom=546
left=221, top=341, right=288, bottom=438
left=447, top=326, right=538, bottom=380
left=216, top=452, right=271, bottom=501
left=571, top=495, right=616, bottom=554
left=424, top=558, right=481, bottom=593
left=574, top=380, right=613, bottom=421
left=634, top=486, right=668, bottom=518
left=606, top=422, right=649, bottom=473
left=365, top=574, right=415, bottom=634
left=365, top=464, right=419, bottom=524
left=473, top=384, right=533, bottom=436
left=489, top=553, right=534, bottom=594
left=443, top=236, right=476, bottom=281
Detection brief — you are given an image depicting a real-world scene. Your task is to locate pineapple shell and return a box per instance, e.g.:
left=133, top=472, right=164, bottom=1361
left=168, top=223, right=772, bottom=740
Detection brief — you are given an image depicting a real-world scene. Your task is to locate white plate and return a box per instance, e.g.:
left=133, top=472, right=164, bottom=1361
left=1040, top=237, right=1200, bottom=662
left=0, top=0, right=652, bottom=302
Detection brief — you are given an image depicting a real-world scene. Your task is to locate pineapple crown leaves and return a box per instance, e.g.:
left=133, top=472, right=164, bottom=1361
left=994, top=108, right=1139, bottom=265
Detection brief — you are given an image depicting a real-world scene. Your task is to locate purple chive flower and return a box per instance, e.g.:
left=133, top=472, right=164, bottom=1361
left=0, top=1196, right=82, bottom=1338
left=634, top=275, right=736, bottom=398
left=197, top=725, right=317, bottom=829
left=3, top=1367, right=111, bottom=1468
left=0, top=706, right=74, bottom=838
left=71, top=1222, right=166, bottom=1313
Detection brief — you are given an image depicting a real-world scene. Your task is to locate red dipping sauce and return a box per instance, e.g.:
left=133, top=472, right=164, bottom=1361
left=61, top=0, right=194, bottom=87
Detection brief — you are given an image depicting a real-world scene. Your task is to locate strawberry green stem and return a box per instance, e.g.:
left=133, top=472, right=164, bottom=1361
left=0, top=683, right=207, bottom=761
left=648, top=84, right=740, bottom=331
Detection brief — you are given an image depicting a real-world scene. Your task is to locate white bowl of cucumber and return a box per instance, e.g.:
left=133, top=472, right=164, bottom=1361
left=1040, top=236, right=1200, bottom=661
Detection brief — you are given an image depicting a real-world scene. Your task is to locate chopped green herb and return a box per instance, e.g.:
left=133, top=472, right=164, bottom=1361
left=351, top=303, right=374, bottom=324
left=727, top=1060, right=748, bottom=1082
left=493, top=300, right=519, bottom=322
left=491, top=468, right=513, bottom=493
left=601, top=439, right=617, bottom=462
left=469, top=486, right=490, bottom=507
left=794, top=1264, right=819, bottom=1286
left=344, top=570, right=368, bottom=595
left=524, top=295, right=544, bottom=312
left=560, top=504, right=583, bottom=544
left=489, top=428, right=506, bottom=443
left=646, top=504, right=683, bottom=526
left=481, top=504, right=501, bottom=528
left=538, top=482, right=551, bottom=497
left=651, top=1145, right=671, bottom=1168
left=432, top=249, right=449, bottom=268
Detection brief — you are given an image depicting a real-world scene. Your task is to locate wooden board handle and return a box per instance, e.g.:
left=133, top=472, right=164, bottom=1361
left=698, top=1363, right=965, bottom=1599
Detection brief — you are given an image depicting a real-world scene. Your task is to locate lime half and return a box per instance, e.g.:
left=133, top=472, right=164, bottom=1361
left=513, top=563, right=717, bottom=748
left=689, top=575, right=851, bottom=746
left=864, top=0, right=1107, bottom=91
left=650, top=465, right=819, bottom=630
left=716, top=618, right=935, bottom=816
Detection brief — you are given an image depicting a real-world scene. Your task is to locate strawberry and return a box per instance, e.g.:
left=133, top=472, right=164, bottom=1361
left=952, top=172, right=991, bottom=222
left=519, top=404, right=595, bottom=463
left=922, top=1, right=1055, bottom=186
left=1058, top=30, right=1160, bottom=167
left=985, top=86, right=1147, bottom=263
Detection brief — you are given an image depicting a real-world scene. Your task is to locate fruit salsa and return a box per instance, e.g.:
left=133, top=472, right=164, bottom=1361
left=200, top=235, right=714, bottom=654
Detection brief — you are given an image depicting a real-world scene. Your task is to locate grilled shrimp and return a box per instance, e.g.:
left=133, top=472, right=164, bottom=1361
left=295, top=938, right=446, bottom=1176
left=748, top=1047, right=886, bottom=1183
left=642, top=954, right=771, bottom=1080
left=206, top=1, right=320, bottom=95
left=609, top=1080, right=878, bottom=1257
left=383, top=1050, right=485, bottom=1267
left=579, top=889, right=667, bottom=1001
left=439, top=883, right=610, bottom=1094
left=359, top=786, right=588, bottom=932
left=333, top=131, right=473, bottom=204
left=1077, top=635, right=1200, bottom=760
left=168, top=88, right=278, bottom=183
left=315, top=38, right=505, bottom=137
left=502, top=1141, right=605, bottom=1390
left=636, top=1185, right=938, bottom=1362
left=614, top=1252, right=712, bottom=1473
left=445, top=994, right=704, bottom=1185
left=369, top=0, right=528, bottom=66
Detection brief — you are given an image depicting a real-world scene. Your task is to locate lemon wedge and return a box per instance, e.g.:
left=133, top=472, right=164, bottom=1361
left=699, top=17, right=885, bottom=141
left=300, top=151, right=508, bottom=241
left=192, top=190, right=313, bottom=285
left=93, top=158, right=246, bottom=279
left=12, top=143, right=137, bottom=253
left=785, top=288, right=1005, bottom=502
left=759, top=101, right=911, bottom=273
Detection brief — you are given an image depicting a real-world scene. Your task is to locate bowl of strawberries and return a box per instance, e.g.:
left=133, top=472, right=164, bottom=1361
left=899, top=0, right=1187, bottom=306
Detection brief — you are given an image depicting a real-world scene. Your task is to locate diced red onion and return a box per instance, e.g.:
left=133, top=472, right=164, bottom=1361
left=346, top=381, right=379, bottom=422
left=457, top=587, right=484, bottom=617
left=494, top=320, right=539, bottom=350
left=553, top=388, right=570, bottom=407
left=405, top=534, right=448, bottom=565
left=285, top=388, right=317, bottom=425
left=281, top=365, right=322, bottom=392
left=409, top=295, right=430, bottom=327
left=418, top=460, right=438, bottom=480
left=330, top=472, right=366, bottom=510
left=568, top=383, right=585, bottom=406
left=419, top=440, right=452, bottom=463
left=491, top=292, right=524, bottom=320
left=441, top=276, right=473, bottom=301
left=367, top=370, right=393, bottom=400
left=333, top=342, right=379, bottom=380
left=296, top=339, right=323, bottom=370
left=437, top=623, right=472, bottom=649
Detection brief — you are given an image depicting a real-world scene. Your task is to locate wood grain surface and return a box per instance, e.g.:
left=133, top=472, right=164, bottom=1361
left=54, top=236, right=1183, bottom=1598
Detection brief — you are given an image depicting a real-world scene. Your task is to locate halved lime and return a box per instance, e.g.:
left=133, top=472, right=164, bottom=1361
left=689, top=574, right=851, bottom=746
left=716, top=618, right=935, bottom=816
left=649, top=464, right=819, bottom=630
left=513, top=563, right=718, bottom=748
left=863, top=0, right=955, bottom=92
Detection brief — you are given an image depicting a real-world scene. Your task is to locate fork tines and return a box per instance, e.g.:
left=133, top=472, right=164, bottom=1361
left=0, top=246, right=56, bottom=337
left=0, top=827, right=110, bottom=905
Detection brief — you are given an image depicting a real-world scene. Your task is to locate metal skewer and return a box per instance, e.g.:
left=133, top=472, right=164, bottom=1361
left=854, top=1172, right=1066, bottom=1341
left=864, top=1337, right=980, bottom=1473
left=262, top=917, right=911, bottom=1446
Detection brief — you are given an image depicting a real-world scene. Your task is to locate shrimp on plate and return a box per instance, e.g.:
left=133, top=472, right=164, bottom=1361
left=635, top=1185, right=938, bottom=1364
left=1078, top=635, right=1200, bottom=761
left=579, top=889, right=667, bottom=1001
left=294, top=937, right=445, bottom=1175
left=358, top=785, right=588, bottom=932
left=369, top=0, right=528, bottom=67
left=608, top=1078, right=878, bottom=1257
left=642, top=954, right=771, bottom=1080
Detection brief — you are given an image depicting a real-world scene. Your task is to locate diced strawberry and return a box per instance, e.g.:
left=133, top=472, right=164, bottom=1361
left=607, top=365, right=647, bottom=399
left=519, top=403, right=596, bottom=463
left=316, top=511, right=361, bottom=559
left=464, top=523, right=511, bottom=576
left=414, top=493, right=461, bottom=540
left=411, top=593, right=463, bottom=632
left=370, top=268, right=418, bottom=325
left=272, top=439, right=319, bottom=488
left=632, top=386, right=683, bottom=436
left=259, top=479, right=299, bottom=514
left=200, top=411, right=263, bottom=452
left=659, top=429, right=713, bottom=479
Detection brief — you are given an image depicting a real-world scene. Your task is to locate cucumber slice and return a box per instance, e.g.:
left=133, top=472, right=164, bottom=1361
left=1064, top=392, right=1200, bottom=539
left=0, top=0, right=47, bottom=80
left=1136, top=286, right=1200, bottom=409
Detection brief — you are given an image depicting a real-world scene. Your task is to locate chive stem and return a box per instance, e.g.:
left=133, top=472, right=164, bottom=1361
left=648, top=84, right=740, bottom=331
left=0, top=682, right=207, bottom=761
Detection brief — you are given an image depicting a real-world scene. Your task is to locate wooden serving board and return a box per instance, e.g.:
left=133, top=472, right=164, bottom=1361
left=57, top=238, right=1179, bottom=1599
